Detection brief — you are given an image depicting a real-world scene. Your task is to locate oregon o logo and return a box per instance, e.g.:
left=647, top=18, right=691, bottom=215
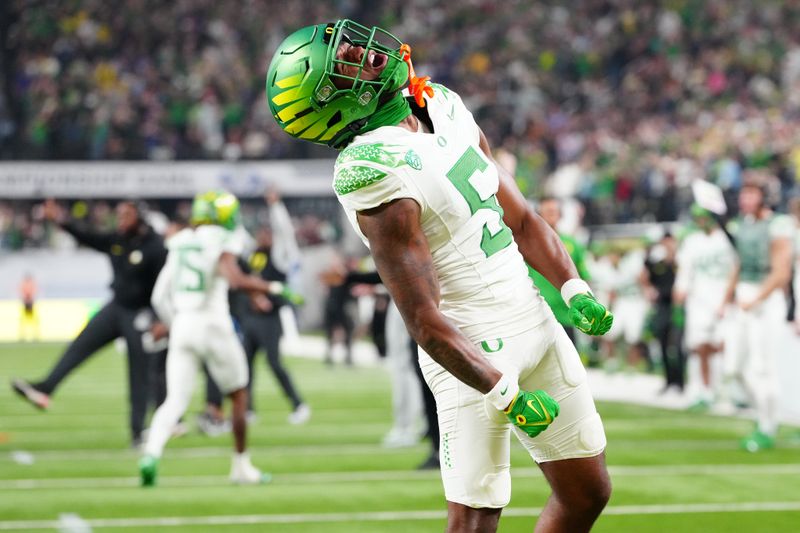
left=405, top=149, right=422, bottom=170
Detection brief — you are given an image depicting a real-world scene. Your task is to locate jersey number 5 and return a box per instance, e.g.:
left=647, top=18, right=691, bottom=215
left=176, top=246, right=206, bottom=292
left=446, top=146, right=513, bottom=257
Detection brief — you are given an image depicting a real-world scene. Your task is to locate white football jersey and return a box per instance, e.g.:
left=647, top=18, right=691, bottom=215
left=152, top=225, right=244, bottom=321
left=590, top=249, right=645, bottom=300
left=675, top=228, right=735, bottom=308
left=333, top=84, right=547, bottom=342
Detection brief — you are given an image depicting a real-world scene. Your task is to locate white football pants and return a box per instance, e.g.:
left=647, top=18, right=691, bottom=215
left=145, top=312, right=248, bottom=458
left=725, top=282, right=786, bottom=435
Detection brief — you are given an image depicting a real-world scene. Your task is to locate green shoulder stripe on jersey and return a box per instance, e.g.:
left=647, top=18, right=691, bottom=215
left=337, top=142, right=407, bottom=167
left=429, top=82, right=451, bottom=98
left=334, top=165, right=388, bottom=195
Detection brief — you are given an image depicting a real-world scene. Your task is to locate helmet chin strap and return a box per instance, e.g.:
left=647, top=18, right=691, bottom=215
left=329, top=42, right=430, bottom=149
left=329, top=90, right=412, bottom=149
left=399, top=44, right=433, bottom=107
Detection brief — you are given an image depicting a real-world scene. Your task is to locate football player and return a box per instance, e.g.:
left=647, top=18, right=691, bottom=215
left=601, top=248, right=650, bottom=369
left=266, top=20, right=613, bottom=532
left=202, top=190, right=309, bottom=428
left=723, top=176, right=793, bottom=451
left=673, top=205, right=736, bottom=411
left=140, top=191, right=276, bottom=486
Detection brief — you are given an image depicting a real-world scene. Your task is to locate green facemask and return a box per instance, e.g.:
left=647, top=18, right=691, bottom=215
left=266, top=19, right=412, bottom=149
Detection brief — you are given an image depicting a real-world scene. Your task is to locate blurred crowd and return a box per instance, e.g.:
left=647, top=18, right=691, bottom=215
left=3, top=0, right=800, bottom=224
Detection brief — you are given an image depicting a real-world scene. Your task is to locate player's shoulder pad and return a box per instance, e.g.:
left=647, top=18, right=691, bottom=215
left=426, top=82, right=478, bottom=140
left=334, top=141, right=417, bottom=196
left=165, top=227, right=192, bottom=249
left=194, top=224, right=232, bottom=248
left=428, top=82, right=461, bottom=106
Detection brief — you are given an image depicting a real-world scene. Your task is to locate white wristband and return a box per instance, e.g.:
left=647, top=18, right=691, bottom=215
left=268, top=281, right=285, bottom=294
left=485, top=374, right=520, bottom=411
left=561, top=278, right=592, bottom=305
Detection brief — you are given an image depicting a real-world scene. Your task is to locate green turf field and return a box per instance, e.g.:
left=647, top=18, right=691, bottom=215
left=1, top=342, right=799, bottom=532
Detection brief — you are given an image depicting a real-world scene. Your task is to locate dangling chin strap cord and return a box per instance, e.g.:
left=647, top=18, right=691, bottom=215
left=399, top=44, right=434, bottom=107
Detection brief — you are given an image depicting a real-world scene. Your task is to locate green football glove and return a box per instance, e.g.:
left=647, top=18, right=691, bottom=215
left=504, top=389, right=560, bottom=438
left=568, top=293, right=613, bottom=336
left=268, top=282, right=305, bottom=306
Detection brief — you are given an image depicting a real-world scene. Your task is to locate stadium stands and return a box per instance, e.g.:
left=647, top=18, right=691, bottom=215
left=1, top=0, right=799, bottom=226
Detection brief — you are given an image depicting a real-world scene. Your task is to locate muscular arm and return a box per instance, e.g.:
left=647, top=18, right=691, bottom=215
left=478, top=130, right=579, bottom=289
left=752, top=237, right=793, bottom=304
left=356, top=198, right=502, bottom=394
left=43, top=199, right=114, bottom=252
left=218, top=252, right=274, bottom=294
left=268, top=199, right=300, bottom=273
left=61, top=221, right=115, bottom=252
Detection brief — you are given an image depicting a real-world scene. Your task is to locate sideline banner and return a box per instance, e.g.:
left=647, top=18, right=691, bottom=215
left=0, top=161, right=336, bottom=198
left=0, top=299, right=99, bottom=342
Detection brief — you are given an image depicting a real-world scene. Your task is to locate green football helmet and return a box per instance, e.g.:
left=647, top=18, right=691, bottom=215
left=191, top=190, right=240, bottom=230
left=266, top=19, right=410, bottom=149
left=690, top=203, right=715, bottom=229
left=690, top=203, right=712, bottom=220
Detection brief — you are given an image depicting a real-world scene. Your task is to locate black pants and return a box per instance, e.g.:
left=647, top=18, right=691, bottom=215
left=652, top=302, right=685, bottom=389
left=207, top=313, right=303, bottom=411
left=371, top=295, right=389, bottom=358
left=410, top=339, right=439, bottom=453
left=324, top=306, right=354, bottom=364
left=35, top=301, right=152, bottom=440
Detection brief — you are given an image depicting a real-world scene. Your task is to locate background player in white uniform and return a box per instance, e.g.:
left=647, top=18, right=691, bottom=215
left=140, top=191, right=277, bottom=486
left=723, top=178, right=794, bottom=451
left=595, top=248, right=649, bottom=368
left=673, top=205, right=736, bottom=410
left=267, top=20, right=614, bottom=532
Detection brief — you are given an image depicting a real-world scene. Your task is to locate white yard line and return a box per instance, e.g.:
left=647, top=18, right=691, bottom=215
left=0, top=412, right=760, bottom=431
left=2, top=501, right=800, bottom=530
left=0, top=404, right=386, bottom=420
left=1, top=463, right=799, bottom=490
left=1, top=443, right=425, bottom=462
left=3, top=438, right=798, bottom=463
left=0, top=422, right=388, bottom=438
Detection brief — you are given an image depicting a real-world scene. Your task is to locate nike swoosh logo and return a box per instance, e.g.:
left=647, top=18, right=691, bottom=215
left=447, top=104, right=455, bottom=120
left=526, top=397, right=553, bottom=426
left=500, top=385, right=508, bottom=395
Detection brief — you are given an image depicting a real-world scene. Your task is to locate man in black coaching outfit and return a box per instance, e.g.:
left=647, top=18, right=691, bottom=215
left=12, top=199, right=168, bottom=447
